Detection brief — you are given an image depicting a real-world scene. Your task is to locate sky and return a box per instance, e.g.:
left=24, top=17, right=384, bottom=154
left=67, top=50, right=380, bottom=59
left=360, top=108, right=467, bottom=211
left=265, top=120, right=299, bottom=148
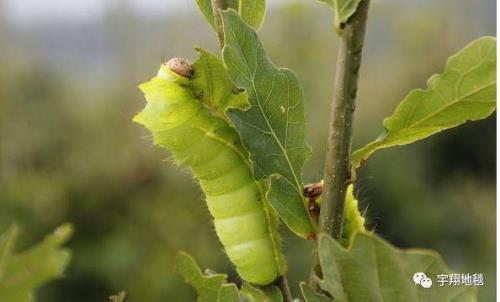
left=2, top=0, right=423, bottom=27
left=3, top=0, right=192, bottom=24
left=2, top=0, right=296, bottom=25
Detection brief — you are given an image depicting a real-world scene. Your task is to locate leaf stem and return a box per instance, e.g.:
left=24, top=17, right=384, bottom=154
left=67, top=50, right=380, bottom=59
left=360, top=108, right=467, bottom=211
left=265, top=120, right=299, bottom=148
left=275, top=276, right=294, bottom=302
left=309, top=0, right=371, bottom=288
left=212, top=0, right=229, bottom=46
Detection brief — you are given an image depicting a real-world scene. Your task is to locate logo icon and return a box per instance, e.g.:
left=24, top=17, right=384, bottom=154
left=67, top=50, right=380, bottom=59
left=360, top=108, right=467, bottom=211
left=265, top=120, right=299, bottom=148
left=413, top=272, right=433, bottom=288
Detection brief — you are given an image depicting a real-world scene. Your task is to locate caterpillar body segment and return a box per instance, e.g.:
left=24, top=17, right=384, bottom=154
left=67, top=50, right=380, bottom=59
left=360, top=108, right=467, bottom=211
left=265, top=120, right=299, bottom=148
left=134, top=61, right=284, bottom=285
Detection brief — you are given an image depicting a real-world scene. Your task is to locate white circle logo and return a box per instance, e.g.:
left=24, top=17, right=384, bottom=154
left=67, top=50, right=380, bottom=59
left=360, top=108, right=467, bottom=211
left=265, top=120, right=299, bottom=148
left=413, top=272, right=432, bottom=288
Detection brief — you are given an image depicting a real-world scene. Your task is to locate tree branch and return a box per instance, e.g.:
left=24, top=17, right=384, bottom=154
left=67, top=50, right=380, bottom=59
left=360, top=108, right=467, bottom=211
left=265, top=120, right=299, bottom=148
left=309, top=0, right=371, bottom=288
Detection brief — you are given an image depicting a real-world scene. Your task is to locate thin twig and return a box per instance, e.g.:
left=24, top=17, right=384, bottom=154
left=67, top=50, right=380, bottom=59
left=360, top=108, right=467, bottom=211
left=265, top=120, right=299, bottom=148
left=309, top=0, right=371, bottom=289
left=274, top=276, right=294, bottom=302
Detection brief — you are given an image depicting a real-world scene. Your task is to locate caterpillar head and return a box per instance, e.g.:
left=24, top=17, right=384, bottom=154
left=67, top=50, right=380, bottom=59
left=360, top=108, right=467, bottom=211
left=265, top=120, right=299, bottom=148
left=166, top=58, right=193, bottom=78
left=134, top=57, right=199, bottom=131
left=157, top=58, right=193, bottom=80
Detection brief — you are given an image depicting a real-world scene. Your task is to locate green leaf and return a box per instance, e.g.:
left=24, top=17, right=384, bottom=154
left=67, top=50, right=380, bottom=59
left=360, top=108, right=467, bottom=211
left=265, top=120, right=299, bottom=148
left=315, top=233, right=478, bottom=302
left=221, top=9, right=314, bottom=238
left=239, top=0, right=266, bottom=30
left=240, top=283, right=282, bottom=302
left=300, top=283, right=333, bottom=302
left=0, top=224, right=73, bottom=302
left=318, top=0, right=334, bottom=7
left=175, top=252, right=284, bottom=302
left=217, top=284, right=241, bottom=302
left=175, top=251, right=290, bottom=302
left=318, top=0, right=362, bottom=31
left=0, top=226, right=18, bottom=281
left=351, top=37, right=496, bottom=168
left=174, top=251, right=228, bottom=302
left=192, top=48, right=248, bottom=118
left=174, top=252, right=258, bottom=302
left=195, top=0, right=217, bottom=29
left=195, top=0, right=265, bottom=31
left=109, top=291, right=127, bottom=302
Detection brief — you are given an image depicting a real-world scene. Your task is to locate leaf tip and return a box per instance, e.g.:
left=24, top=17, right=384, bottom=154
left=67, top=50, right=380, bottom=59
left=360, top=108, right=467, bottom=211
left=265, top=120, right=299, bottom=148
left=53, top=223, right=73, bottom=244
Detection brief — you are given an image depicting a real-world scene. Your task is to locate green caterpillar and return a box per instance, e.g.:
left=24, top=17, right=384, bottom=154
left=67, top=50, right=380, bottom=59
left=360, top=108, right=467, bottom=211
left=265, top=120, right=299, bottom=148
left=134, top=58, right=284, bottom=285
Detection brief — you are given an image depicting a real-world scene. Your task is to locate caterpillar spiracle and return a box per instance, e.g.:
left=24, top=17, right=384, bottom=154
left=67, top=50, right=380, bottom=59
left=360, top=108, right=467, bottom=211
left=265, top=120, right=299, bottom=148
left=134, top=58, right=284, bottom=285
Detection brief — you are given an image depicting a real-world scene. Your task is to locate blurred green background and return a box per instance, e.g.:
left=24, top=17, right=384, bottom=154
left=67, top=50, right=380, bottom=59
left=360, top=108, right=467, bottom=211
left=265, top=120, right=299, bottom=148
left=0, top=0, right=496, bottom=301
